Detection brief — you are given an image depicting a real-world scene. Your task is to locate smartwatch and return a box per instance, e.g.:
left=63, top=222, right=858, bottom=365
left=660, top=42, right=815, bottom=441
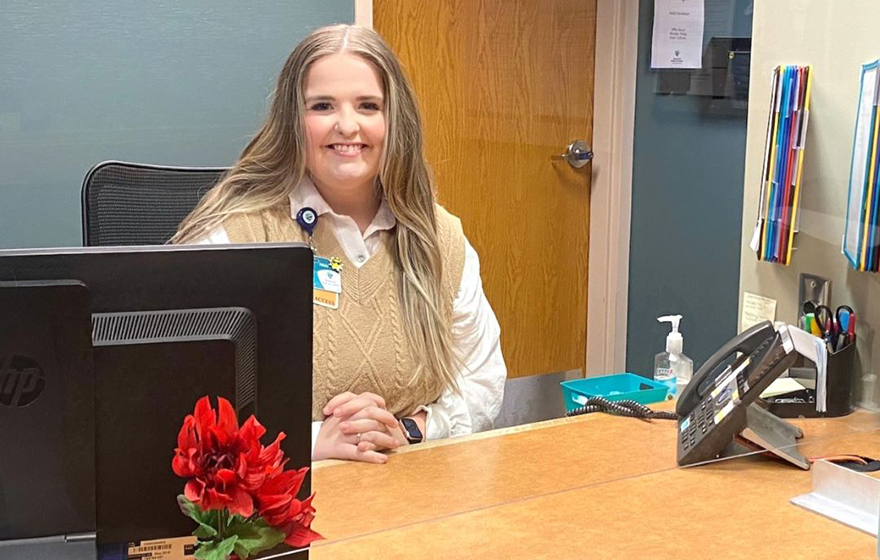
left=399, top=417, right=424, bottom=445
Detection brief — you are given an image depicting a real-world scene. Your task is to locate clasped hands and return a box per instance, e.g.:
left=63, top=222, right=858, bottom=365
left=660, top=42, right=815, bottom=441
left=313, top=392, right=408, bottom=464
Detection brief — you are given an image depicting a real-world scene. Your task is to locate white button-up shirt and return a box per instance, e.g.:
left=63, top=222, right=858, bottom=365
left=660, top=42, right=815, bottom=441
left=202, top=178, right=507, bottom=448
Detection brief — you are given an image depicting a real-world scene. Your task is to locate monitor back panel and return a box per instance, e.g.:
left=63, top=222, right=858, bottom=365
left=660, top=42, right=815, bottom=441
left=94, top=339, right=236, bottom=542
left=0, top=281, right=95, bottom=541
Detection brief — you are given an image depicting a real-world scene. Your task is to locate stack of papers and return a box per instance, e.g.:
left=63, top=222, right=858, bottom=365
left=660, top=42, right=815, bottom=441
left=844, top=60, right=880, bottom=272
left=750, top=65, right=813, bottom=265
left=786, top=325, right=829, bottom=412
left=760, top=377, right=809, bottom=399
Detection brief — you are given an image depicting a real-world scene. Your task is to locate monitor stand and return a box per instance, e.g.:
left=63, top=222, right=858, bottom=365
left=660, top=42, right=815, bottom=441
left=0, top=533, right=96, bottom=560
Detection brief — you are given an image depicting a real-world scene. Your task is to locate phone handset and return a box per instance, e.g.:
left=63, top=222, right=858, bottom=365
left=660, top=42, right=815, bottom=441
left=675, top=320, right=777, bottom=416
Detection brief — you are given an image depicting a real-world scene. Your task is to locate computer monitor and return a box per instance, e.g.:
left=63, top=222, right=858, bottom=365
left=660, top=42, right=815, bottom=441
left=0, top=243, right=313, bottom=552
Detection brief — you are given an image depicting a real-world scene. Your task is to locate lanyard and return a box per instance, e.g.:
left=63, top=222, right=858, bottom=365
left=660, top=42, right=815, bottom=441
left=296, top=205, right=343, bottom=270
left=297, top=206, right=343, bottom=309
left=296, top=207, right=318, bottom=253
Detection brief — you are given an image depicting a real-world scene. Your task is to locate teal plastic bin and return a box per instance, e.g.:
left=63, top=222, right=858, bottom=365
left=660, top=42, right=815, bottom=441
left=560, top=373, right=669, bottom=412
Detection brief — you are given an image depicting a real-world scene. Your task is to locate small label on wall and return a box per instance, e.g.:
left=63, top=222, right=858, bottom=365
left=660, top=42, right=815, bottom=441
left=741, top=292, right=777, bottom=332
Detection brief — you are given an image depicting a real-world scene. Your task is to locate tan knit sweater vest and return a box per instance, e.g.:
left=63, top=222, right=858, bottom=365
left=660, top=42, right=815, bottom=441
left=223, top=203, right=466, bottom=421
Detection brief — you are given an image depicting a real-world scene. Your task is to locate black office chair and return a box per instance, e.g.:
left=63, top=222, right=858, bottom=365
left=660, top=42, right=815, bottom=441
left=81, top=161, right=229, bottom=246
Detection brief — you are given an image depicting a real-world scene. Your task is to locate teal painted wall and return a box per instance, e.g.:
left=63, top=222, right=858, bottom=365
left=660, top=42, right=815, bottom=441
left=0, top=1, right=353, bottom=248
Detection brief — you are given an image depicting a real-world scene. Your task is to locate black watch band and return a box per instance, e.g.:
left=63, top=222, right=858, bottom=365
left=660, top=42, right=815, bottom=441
left=399, top=417, right=423, bottom=444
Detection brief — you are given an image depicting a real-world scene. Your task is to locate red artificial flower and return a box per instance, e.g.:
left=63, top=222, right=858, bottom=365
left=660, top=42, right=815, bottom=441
left=256, top=467, right=323, bottom=547
left=238, top=415, right=287, bottom=493
left=172, top=396, right=270, bottom=517
left=174, top=395, right=321, bottom=552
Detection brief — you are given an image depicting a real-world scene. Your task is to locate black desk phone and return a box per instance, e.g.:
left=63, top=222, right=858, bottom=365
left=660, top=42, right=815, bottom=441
left=676, top=320, right=799, bottom=467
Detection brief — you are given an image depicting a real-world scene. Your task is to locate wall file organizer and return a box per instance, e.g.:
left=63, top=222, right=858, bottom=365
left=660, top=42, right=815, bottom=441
left=844, top=60, right=880, bottom=272
left=751, top=65, right=813, bottom=265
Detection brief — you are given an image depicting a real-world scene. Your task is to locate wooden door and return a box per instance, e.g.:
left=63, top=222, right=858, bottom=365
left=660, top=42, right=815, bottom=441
left=375, top=0, right=596, bottom=378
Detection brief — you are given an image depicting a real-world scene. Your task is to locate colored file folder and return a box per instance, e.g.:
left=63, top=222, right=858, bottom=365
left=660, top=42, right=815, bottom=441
left=750, top=65, right=813, bottom=265
left=844, top=60, right=880, bottom=272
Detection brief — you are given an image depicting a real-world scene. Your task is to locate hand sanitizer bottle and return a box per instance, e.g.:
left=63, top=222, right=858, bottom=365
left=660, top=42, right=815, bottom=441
left=654, top=315, right=693, bottom=398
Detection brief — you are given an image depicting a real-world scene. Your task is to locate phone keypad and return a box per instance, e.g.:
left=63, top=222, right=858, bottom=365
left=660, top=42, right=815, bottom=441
left=680, top=397, right=717, bottom=452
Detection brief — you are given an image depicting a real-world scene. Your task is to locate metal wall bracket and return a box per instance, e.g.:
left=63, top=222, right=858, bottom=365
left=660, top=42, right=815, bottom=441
left=791, top=459, right=880, bottom=536
left=798, top=273, right=831, bottom=319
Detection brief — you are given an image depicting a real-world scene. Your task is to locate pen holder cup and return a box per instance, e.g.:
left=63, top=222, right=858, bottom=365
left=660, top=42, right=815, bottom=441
left=824, top=341, right=857, bottom=417
left=764, top=341, right=857, bottom=418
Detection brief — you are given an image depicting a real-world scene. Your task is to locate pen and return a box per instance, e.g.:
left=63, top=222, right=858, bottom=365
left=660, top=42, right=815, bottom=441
left=809, top=314, right=821, bottom=337
left=824, top=318, right=835, bottom=351
left=848, top=312, right=857, bottom=342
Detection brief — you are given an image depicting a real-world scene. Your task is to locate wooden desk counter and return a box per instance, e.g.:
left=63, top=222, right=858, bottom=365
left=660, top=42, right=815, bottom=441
left=311, top=412, right=679, bottom=542
left=310, top=410, right=880, bottom=559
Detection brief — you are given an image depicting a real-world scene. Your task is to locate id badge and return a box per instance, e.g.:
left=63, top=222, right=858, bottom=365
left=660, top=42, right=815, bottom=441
left=313, top=256, right=342, bottom=309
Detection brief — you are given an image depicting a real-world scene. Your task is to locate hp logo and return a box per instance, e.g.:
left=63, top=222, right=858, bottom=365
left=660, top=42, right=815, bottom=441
left=0, top=355, right=46, bottom=407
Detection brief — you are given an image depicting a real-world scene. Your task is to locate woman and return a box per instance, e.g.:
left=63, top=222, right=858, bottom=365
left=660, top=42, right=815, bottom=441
left=174, top=25, right=505, bottom=464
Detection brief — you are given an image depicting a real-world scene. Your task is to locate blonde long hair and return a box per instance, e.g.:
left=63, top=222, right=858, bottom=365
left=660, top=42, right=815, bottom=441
left=174, top=25, right=459, bottom=394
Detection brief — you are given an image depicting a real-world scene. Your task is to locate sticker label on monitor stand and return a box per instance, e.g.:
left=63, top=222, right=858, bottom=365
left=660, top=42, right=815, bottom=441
left=127, top=536, right=197, bottom=559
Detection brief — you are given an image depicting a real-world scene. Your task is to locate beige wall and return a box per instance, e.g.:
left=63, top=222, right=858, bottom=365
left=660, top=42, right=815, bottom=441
left=741, top=1, right=880, bottom=406
left=741, top=0, right=880, bottom=407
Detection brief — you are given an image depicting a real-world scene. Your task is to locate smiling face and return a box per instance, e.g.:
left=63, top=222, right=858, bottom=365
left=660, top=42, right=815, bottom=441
left=303, top=53, right=387, bottom=199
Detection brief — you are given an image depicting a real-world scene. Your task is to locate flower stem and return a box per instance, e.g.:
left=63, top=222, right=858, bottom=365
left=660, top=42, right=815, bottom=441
left=218, top=509, right=226, bottom=541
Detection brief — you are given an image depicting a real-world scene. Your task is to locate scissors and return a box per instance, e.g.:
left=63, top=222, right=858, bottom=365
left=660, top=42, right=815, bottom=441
left=813, top=305, right=835, bottom=337
left=835, top=305, right=854, bottom=328
left=835, top=305, right=855, bottom=347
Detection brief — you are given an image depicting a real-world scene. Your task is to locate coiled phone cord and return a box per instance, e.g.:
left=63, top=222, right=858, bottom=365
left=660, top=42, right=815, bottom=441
left=566, top=396, right=680, bottom=421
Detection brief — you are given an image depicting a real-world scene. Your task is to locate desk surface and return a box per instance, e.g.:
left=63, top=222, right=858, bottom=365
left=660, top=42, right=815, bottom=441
left=310, top=410, right=880, bottom=559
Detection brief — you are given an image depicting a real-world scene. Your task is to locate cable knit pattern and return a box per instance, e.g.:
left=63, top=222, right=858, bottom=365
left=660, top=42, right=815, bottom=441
left=222, top=203, right=466, bottom=421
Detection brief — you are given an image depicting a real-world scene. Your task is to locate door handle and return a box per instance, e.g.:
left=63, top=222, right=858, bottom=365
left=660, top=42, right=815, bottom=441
left=551, top=140, right=593, bottom=169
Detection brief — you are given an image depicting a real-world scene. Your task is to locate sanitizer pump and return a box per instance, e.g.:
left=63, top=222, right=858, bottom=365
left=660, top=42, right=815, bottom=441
left=654, top=314, right=693, bottom=398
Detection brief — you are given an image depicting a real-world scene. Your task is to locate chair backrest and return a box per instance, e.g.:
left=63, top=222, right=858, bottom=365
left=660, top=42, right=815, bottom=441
left=81, top=161, right=228, bottom=246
